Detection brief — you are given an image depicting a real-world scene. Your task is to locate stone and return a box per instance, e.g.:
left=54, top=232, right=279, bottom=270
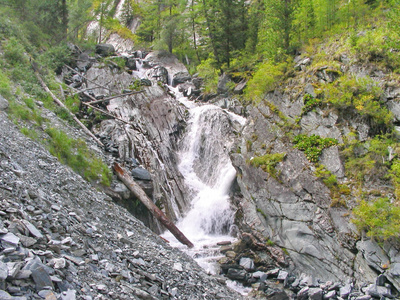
left=0, top=261, right=8, bottom=280
left=0, top=94, right=9, bottom=110
left=31, top=265, right=54, bottom=291
left=226, top=268, right=247, bottom=281
left=297, top=286, right=309, bottom=300
left=277, top=270, right=289, bottom=281
left=61, top=289, right=77, bottom=300
left=173, top=263, right=183, bottom=272
left=365, top=283, right=392, bottom=298
left=95, top=44, right=115, bottom=57
left=217, top=73, right=231, bottom=94
left=266, top=289, right=289, bottom=300
left=131, top=168, right=152, bottom=181
left=18, top=235, right=37, bottom=247
left=1, top=232, right=20, bottom=246
left=148, top=66, right=169, bottom=84
left=304, top=83, right=317, bottom=98
left=0, top=290, right=13, bottom=300
left=21, top=220, right=43, bottom=238
left=308, top=288, right=323, bottom=300
left=172, top=72, right=191, bottom=87
left=355, top=295, right=371, bottom=300
left=233, top=79, right=247, bottom=95
left=239, top=257, right=255, bottom=271
left=126, top=57, right=137, bottom=70
left=339, top=284, right=352, bottom=298
left=38, top=289, right=57, bottom=300
left=323, top=290, right=336, bottom=299
left=376, top=274, right=386, bottom=286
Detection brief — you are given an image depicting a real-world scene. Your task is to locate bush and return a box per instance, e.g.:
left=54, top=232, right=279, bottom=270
left=249, top=152, right=286, bottom=179
left=293, top=134, right=338, bottom=162
left=245, top=60, right=287, bottom=102
left=352, top=197, right=400, bottom=239
left=196, top=57, right=219, bottom=94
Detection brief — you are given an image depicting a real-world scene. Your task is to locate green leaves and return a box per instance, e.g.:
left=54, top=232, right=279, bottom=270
left=249, top=152, right=286, bottom=179
left=352, top=197, right=400, bottom=240
left=293, top=134, right=338, bottom=162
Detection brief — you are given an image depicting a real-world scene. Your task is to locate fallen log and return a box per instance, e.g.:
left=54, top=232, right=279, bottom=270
left=31, top=62, right=104, bottom=147
left=64, top=64, right=114, bottom=93
left=113, top=163, right=194, bottom=248
left=82, top=102, right=130, bottom=125
left=87, top=90, right=144, bottom=105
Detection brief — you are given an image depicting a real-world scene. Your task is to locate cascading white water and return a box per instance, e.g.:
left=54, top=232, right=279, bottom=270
left=162, top=95, right=246, bottom=274
left=130, top=58, right=246, bottom=273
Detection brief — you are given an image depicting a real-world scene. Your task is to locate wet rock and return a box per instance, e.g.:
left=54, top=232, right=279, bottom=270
left=95, top=44, right=115, bottom=57
left=226, top=268, right=247, bottom=281
left=125, top=57, right=137, bottom=70
left=147, top=66, right=169, bottom=84
left=239, top=257, right=255, bottom=271
left=172, top=71, right=191, bottom=87
left=131, top=167, right=152, bottom=181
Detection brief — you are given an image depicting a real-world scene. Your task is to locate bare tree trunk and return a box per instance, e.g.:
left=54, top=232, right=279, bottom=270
left=113, top=163, right=194, bottom=248
left=31, top=62, right=104, bottom=147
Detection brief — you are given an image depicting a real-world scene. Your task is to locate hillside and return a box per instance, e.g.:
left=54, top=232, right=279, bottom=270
left=1, top=0, right=400, bottom=299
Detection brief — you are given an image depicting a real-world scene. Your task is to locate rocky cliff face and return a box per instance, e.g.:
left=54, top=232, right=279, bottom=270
left=229, top=56, right=400, bottom=292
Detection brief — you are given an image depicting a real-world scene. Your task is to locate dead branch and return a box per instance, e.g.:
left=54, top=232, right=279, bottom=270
left=31, top=62, right=104, bottom=147
left=113, top=163, right=194, bottom=248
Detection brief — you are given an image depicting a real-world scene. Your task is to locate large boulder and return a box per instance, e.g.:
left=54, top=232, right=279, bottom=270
left=147, top=66, right=169, bottom=84
left=172, top=72, right=191, bottom=87
left=95, top=44, right=115, bottom=57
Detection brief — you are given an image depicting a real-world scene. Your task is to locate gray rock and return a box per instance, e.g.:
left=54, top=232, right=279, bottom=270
left=95, top=44, right=115, bottom=57
left=173, top=262, right=183, bottom=272
left=239, top=257, right=255, bottom=271
left=277, top=270, right=289, bottom=281
left=233, top=79, right=247, bottom=95
left=339, top=284, right=352, bottom=298
left=305, top=83, right=317, bottom=98
left=60, top=289, right=77, bottom=300
left=147, top=66, right=169, bottom=84
left=308, top=288, right=323, bottom=300
left=0, top=261, right=8, bottom=280
left=131, top=167, right=152, bottom=181
left=365, top=283, right=392, bottom=298
left=1, top=232, right=20, bottom=246
left=21, top=220, right=43, bottom=238
left=297, top=286, right=309, bottom=300
left=226, top=268, right=247, bottom=281
left=172, top=72, right=191, bottom=87
left=376, top=274, right=386, bottom=286
left=38, top=289, right=57, bottom=300
left=217, top=73, right=231, bottom=94
left=0, top=290, right=13, bottom=300
left=0, top=94, right=9, bottom=110
left=126, top=57, right=137, bottom=70
left=31, top=265, right=54, bottom=291
left=323, top=290, right=336, bottom=299
left=77, top=52, right=91, bottom=71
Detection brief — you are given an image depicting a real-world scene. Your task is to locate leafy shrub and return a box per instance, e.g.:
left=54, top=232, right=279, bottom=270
left=352, top=197, right=400, bottom=239
left=302, top=93, right=321, bottom=114
left=245, top=60, right=287, bottom=102
left=196, top=57, right=219, bottom=94
left=45, top=128, right=112, bottom=186
left=293, top=134, right=338, bottom=162
left=0, top=72, right=12, bottom=99
left=249, top=152, right=286, bottom=179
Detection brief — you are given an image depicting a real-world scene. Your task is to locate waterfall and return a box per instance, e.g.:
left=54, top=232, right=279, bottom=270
left=162, top=92, right=245, bottom=273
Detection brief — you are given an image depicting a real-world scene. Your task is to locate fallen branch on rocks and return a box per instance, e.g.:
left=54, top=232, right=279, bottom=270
left=113, top=163, right=194, bottom=248
left=82, top=101, right=130, bottom=125
left=64, top=64, right=114, bottom=93
left=31, top=62, right=104, bottom=147
left=87, top=90, right=144, bottom=105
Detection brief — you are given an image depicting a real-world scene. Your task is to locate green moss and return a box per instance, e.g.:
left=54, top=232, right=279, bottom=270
left=293, top=134, right=338, bottom=162
left=250, top=152, right=286, bottom=179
